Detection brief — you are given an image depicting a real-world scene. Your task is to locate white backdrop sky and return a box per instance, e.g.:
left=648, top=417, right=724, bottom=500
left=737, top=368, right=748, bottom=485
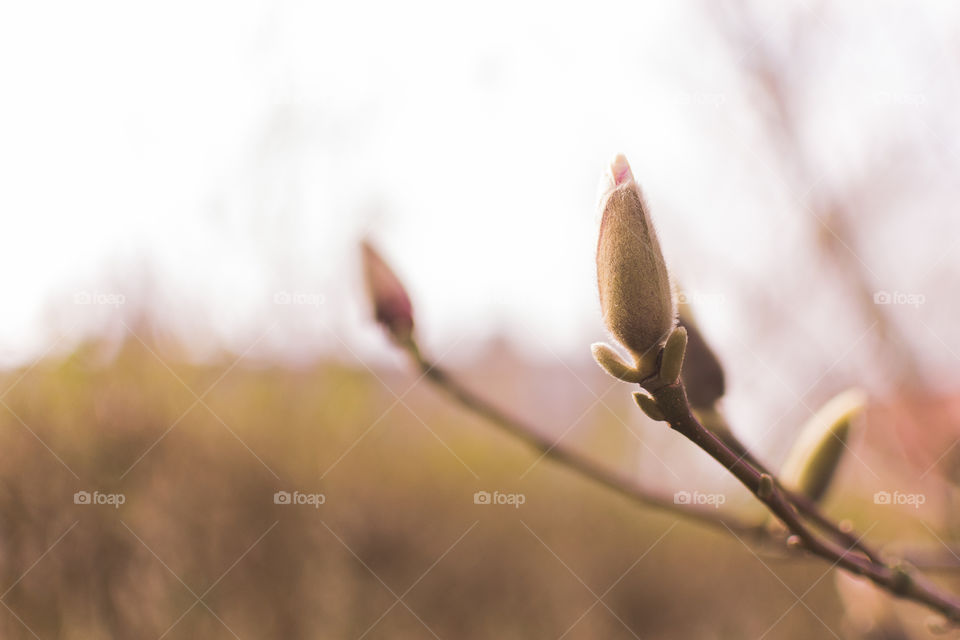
left=1, top=0, right=959, bottom=392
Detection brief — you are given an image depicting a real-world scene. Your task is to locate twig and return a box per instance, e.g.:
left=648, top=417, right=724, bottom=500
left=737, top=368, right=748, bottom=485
left=406, top=340, right=960, bottom=620
left=711, top=420, right=884, bottom=564
left=652, top=381, right=960, bottom=623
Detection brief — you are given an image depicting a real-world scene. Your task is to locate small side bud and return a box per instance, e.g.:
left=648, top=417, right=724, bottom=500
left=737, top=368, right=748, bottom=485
left=591, top=343, right=643, bottom=383
left=361, top=241, right=415, bottom=346
left=927, top=615, right=953, bottom=635
left=757, top=474, right=775, bottom=500
left=890, top=563, right=913, bottom=595
left=786, top=534, right=803, bottom=550
left=780, top=388, right=866, bottom=503
left=633, top=391, right=665, bottom=422
left=595, top=154, right=675, bottom=379
left=658, top=326, right=687, bottom=384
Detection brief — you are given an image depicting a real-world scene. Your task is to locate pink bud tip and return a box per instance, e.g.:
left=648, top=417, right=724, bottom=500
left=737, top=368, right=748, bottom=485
left=611, top=154, right=633, bottom=185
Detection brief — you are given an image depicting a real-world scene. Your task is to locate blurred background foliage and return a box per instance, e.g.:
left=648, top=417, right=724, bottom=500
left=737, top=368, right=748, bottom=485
left=0, top=324, right=956, bottom=638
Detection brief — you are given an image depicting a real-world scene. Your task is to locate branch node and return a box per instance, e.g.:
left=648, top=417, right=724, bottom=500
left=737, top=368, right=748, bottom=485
left=891, top=564, right=913, bottom=595
left=758, top=474, right=774, bottom=500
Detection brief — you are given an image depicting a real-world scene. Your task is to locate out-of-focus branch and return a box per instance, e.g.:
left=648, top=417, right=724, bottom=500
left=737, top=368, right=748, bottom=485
left=710, top=1, right=926, bottom=387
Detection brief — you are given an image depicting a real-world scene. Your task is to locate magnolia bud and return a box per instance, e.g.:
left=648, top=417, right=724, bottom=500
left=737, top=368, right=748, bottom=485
left=780, top=388, right=867, bottom=503
left=361, top=241, right=415, bottom=345
left=596, top=154, right=675, bottom=379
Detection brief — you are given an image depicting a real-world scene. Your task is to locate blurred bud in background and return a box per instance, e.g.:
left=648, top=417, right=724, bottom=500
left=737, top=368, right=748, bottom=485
left=678, top=304, right=726, bottom=411
left=677, top=303, right=733, bottom=437
left=362, top=241, right=415, bottom=346
left=780, top=388, right=866, bottom=503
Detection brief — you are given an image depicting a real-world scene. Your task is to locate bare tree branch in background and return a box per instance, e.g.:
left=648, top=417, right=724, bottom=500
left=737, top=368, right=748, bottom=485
left=710, top=0, right=927, bottom=388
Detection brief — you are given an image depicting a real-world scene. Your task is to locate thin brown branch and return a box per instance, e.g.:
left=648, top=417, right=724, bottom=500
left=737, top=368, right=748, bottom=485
left=404, top=344, right=758, bottom=536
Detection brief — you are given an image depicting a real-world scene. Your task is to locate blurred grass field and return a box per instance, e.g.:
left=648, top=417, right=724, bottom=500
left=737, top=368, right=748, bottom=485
left=0, top=330, right=947, bottom=639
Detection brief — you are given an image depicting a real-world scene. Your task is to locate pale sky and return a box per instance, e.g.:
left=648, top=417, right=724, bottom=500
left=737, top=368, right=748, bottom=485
left=2, top=0, right=959, bottom=418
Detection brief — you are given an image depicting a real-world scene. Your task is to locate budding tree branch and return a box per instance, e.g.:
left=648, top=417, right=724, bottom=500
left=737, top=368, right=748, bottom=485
left=359, top=141, right=960, bottom=625
left=398, top=335, right=960, bottom=625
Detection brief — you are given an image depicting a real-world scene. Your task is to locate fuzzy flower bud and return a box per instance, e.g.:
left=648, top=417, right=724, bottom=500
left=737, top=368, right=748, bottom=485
left=595, top=154, right=675, bottom=378
left=362, top=241, right=415, bottom=345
